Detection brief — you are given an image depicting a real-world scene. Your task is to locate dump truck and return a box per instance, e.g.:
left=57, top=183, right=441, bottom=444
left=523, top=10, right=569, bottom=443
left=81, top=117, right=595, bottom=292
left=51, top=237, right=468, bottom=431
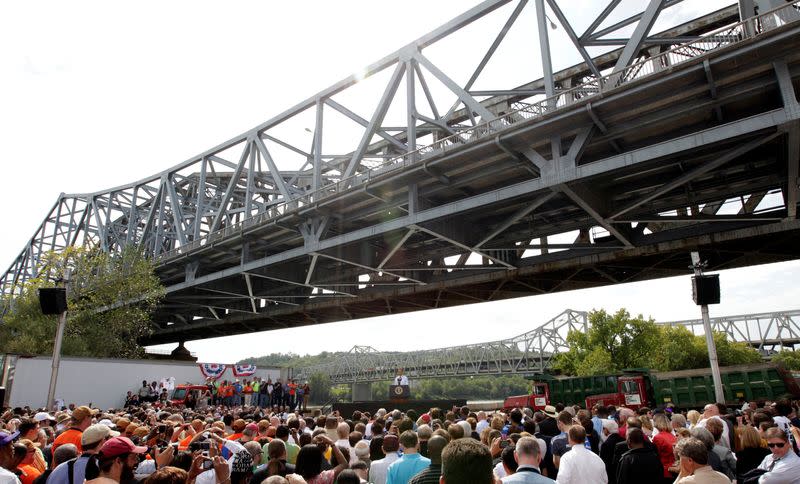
left=503, top=362, right=800, bottom=411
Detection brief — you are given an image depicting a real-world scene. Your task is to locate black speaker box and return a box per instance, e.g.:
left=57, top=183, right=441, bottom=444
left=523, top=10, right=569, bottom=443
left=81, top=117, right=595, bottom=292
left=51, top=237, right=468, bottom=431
left=692, top=274, right=720, bottom=305
left=39, top=287, right=67, bottom=314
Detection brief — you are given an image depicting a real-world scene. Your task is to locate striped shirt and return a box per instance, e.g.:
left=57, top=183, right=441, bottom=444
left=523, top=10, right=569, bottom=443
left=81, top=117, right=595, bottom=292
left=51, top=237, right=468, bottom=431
left=409, top=464, right=442, bottom=484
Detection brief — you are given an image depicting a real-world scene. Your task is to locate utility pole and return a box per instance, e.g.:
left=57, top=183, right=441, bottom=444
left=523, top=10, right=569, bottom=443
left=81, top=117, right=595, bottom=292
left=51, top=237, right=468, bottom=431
left=690, top=252, right=725, bottom=404
left=46, top=269, right=70, bottom=411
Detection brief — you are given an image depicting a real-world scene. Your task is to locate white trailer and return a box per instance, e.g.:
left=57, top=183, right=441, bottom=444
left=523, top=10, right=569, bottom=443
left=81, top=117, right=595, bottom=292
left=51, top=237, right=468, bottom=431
left=1, top=354, right=285, bottom=410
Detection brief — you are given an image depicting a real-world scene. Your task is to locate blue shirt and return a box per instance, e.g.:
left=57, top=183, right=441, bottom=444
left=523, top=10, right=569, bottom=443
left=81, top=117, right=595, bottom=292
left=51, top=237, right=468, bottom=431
left=47, top=455, right=93, bottom=484
left=386, top=452, right=431, bottom=484
left=591, top=416, right=603, bottom=438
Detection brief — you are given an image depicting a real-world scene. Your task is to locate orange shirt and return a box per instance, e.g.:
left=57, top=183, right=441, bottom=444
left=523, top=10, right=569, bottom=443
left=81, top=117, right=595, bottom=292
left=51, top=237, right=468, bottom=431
left=19, top=465, right=42, bottom=484
left=53, top=428, right=83, bottom=454
left=227, top=432, right=243, bottom=441
left=179, top=434, right=194, bottom=451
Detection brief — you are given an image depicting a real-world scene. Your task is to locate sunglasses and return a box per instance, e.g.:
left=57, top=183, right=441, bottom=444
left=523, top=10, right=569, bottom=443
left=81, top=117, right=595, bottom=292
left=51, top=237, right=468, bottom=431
left=767, top=442, right=785, bottom=448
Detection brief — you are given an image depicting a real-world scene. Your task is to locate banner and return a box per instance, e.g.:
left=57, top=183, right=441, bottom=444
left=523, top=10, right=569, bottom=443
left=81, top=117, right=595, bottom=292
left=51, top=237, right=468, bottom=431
left=199, top=363, right=227, bottom=380
left=233, top=364, right=257, bottom=377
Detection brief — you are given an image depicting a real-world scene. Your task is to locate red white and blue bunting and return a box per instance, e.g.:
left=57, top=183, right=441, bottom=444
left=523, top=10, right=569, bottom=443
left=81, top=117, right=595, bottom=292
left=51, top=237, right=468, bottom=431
left=199, top=363, right=227, bottom=380
left=233, top=364, right=257, bottom=377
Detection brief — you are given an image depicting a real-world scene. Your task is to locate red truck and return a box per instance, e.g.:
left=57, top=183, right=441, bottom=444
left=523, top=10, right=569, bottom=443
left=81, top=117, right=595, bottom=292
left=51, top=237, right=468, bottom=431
left=503, top=375, right=648, bottom=412
left=170, top=384, right=210, bottom=407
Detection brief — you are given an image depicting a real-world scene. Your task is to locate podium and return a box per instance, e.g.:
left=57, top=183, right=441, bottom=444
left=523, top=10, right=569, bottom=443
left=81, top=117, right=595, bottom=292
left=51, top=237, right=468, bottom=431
left=389, top=385, right=410, bottom=400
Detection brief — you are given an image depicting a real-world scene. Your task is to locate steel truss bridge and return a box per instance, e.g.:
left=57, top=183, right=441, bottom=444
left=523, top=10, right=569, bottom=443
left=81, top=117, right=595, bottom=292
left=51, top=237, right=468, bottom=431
left=295, top=308, right=800, bottom=384
left=2, top=1, right=800, bottom=346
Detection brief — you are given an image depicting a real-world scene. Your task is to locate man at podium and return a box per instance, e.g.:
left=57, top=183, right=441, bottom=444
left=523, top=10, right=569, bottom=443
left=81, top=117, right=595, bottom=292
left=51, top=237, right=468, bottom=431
left=394, top=369, right=409, bottom=386
left=390, top=368, right=410, bottom=399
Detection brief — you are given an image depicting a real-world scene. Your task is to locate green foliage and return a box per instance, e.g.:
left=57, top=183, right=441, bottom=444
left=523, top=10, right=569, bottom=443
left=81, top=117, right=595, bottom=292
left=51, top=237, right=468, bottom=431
left=0, top=246, right=163, bottom=359
left=240, top=351, right=338, bottom=369
left=650, top=325, right=708, bottom=371
left=712, top=332, right=762, bottom=366
left=555, top=309, right=659, bottom=376
left=770, top=350, right=800, bottom=370
left=554, top=308, right=763, bottom=376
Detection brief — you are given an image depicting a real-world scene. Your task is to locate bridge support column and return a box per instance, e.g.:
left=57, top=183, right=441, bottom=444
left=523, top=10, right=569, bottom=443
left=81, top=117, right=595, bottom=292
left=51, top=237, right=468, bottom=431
left=352, top=382, right=372, bottom=402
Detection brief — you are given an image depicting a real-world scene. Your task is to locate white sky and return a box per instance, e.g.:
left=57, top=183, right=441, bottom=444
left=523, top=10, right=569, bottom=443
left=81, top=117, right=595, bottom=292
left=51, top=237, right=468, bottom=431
left=3, top=0, right=798, bottom=363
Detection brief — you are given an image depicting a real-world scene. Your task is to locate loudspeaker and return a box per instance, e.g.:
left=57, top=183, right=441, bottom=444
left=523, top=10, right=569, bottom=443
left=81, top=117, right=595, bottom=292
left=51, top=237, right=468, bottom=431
left=692, top=274, right=720, bottom=305
left=38, top=287, right=67, bottom=315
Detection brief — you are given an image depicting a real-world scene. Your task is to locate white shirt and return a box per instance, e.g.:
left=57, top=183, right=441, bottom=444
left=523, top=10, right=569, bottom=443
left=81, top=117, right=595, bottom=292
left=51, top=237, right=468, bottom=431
left=476, top=418, right=490, bottom=434
left=335, top=438, right=358, bottom=465
left=0, top=468, right=21, bottom=484
left=196, top=439, right=245, bottom=484
left=369, top=453, right=400, bottom=484
left=493, top=460, right=507, bottom=479
left=556, top=444, right=607, bottom=484
left=757, top=449, right=800, bottom=483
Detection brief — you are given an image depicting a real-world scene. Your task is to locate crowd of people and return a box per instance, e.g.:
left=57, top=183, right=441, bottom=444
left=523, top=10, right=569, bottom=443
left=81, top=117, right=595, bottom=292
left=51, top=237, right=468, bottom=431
left=126, top=379, right=311, bottom=413
left=2, top=395, right=800, bottom=484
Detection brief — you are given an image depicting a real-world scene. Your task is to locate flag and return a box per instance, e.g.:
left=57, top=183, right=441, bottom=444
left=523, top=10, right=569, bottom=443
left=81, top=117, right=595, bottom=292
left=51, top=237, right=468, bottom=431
left=199, top=363, right=227, bottom=380
left=233, top=364, right=257, bottom=377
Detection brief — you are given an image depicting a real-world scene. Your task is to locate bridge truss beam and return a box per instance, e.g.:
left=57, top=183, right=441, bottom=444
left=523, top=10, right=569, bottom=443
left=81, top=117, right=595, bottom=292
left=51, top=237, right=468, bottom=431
left=3, top=1, right=800, bottom=346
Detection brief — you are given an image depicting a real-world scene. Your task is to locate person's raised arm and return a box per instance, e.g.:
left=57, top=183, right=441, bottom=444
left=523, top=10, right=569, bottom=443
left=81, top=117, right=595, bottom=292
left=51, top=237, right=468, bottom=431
left=315, top=434, right=348, bottom=478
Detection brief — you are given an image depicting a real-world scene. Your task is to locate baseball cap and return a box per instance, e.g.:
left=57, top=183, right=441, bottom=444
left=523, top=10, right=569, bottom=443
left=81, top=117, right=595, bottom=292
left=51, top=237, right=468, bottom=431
left=99, top=437, right=148, bottom=458
left=245, top=423, right=259, bottom=432
left=115, top=418, right=131, bottom=431
left=97, top=419, right=116, bottom=429
left=34, top=412, right=56, bottom=423
left=420, top=414, right=431, bottom=423
left=0, top=430, right=20, bottom=447
left=71, top=406, right=97, bottom=422
left=83, top=424, right=120, bottom=446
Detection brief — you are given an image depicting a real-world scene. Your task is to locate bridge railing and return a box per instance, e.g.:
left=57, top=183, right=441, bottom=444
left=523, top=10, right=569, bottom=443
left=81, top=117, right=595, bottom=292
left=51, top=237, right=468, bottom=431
left=157, top=0, right=800, bottom=262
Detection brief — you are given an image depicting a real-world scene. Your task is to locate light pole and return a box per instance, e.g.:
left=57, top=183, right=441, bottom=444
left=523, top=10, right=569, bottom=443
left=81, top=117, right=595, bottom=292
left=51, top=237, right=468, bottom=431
left=690, top=252, right=724, bottom=404
left=42, top=269, right=70, bottom=411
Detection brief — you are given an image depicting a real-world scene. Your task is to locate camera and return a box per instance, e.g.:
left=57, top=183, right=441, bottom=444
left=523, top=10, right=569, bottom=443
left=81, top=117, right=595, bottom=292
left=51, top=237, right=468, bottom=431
left=190, top=442, right=211, bottom=452
left=201, top=459, right=214, bottom=470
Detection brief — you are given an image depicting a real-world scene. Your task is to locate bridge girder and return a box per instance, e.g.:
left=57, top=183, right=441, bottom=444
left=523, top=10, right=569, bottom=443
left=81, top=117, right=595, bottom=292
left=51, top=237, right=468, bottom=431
left=2, top=1, right=800, bottom=345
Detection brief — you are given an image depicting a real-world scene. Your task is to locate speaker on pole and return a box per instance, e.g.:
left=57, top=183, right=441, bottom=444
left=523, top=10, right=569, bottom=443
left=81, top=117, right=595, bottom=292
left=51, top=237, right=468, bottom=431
left=692, top=274, right=720, bottom=305
left=38, top=288, right=67, bottom=315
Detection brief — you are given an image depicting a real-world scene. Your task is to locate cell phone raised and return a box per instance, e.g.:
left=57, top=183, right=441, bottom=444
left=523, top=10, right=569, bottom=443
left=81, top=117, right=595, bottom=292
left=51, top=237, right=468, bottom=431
left=201, top=458, right=214, bottom=470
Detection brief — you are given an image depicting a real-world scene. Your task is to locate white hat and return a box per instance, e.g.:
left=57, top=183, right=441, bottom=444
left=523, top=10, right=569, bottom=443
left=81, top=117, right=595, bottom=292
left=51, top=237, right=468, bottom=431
left=82, top=424, right=120, bottom=446
left=34, top=412, right=55, bottom=422
left=98, top=418, right=116, bottom=429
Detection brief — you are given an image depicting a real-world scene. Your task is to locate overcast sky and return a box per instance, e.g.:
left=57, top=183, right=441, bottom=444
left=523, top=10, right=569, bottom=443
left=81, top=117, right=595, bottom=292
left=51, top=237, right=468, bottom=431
left=3, top=0, right=798, bottom=364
